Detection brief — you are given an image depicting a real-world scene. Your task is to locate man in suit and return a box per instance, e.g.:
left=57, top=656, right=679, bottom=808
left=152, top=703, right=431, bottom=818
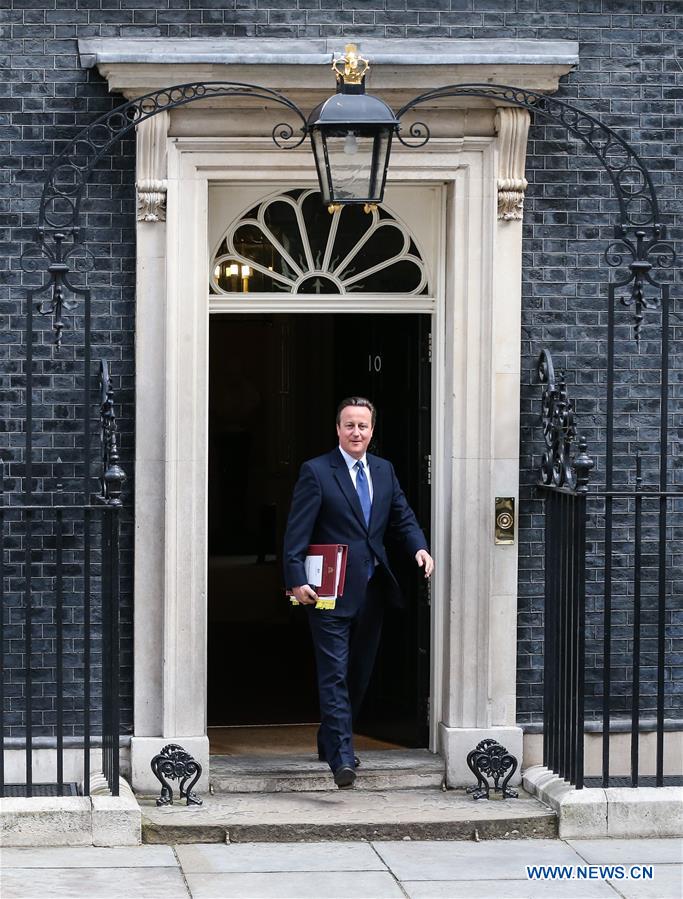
left=283, top=397, right=434, bottom=789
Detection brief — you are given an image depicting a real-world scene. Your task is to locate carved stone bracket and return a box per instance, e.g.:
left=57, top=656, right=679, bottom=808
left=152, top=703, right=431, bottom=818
left=494, top=107, right=530, bottom=222
left=136, top=110, right=169, bottom=222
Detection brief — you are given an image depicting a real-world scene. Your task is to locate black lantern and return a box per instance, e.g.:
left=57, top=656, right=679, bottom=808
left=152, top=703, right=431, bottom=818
left=307, top=45, right=399, bottom=206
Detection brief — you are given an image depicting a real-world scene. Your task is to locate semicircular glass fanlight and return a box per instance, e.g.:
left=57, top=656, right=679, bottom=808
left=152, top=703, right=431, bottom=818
left=210, top=189, right=428, bottom=295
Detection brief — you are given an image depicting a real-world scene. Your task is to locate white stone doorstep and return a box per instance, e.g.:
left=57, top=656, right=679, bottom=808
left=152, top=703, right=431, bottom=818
left=0, top=777, right=141, bottom=848
left=523, top=765, right=683, bottom=840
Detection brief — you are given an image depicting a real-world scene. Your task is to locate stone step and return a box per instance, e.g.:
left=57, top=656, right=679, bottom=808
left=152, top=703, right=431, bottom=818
left=139, top=786, right=557, bottom=844
left=208, top=750, right=445, bottom=793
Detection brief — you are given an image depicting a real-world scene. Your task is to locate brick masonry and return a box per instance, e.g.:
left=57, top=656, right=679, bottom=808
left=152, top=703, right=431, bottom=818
left=1, top=2, right=681, bottom=739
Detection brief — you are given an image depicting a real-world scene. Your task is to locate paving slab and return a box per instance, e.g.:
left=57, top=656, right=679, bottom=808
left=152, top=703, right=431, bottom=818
left=140, top=787, right=557, bottom=843
left=175, top=840, right=385, bottom=872
left=0, top=866, right=190, bottom=899
left=610, top=865, right=683, bottom=899
left=0, top=845, right=176, bottom=869
left=568, top=838, right=683, bottom=866
left=373, top=838, right=585, bottom=881
left=402, top=878, right=619, bottom=898
left=183, top=870, right=405, bottom=898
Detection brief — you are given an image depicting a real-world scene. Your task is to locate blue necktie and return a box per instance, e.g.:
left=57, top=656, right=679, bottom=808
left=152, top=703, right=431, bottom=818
left=355, top=461, right=372, bottom=527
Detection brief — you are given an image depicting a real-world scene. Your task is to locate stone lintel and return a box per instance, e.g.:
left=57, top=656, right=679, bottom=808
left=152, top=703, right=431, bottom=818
left=79, top=37, right=579, bottom=69
left=78, top=37, right=578, bottom=101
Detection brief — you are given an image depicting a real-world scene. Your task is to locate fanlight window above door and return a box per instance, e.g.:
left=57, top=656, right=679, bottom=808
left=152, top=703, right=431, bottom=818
left=210, top=189, right=428, bottom=295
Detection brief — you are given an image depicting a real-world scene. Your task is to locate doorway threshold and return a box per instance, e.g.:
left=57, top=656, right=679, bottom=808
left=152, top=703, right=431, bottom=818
left=208, top=724, right=405, bottom=757
left=209, top=749, right=444, bottom=793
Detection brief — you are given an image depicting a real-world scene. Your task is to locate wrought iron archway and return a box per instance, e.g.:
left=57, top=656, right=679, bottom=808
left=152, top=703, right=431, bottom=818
left=26, top=81, right=673, bottom=344
left=5, top=78, right=678, bottom=798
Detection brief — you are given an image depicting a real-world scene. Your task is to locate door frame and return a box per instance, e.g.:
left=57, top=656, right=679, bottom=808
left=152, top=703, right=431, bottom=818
left=130, top=135, right=524, bottom=791
left=206, top=310, right=432, bottom=740
left=205, top=175, right=447, bottom=755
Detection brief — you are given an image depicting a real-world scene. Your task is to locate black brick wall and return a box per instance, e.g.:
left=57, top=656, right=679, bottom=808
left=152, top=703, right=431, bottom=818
left=1, top=1, right=681, bottom=737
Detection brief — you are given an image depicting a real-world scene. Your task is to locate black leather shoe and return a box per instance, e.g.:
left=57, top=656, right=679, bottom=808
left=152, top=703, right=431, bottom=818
left=319, top=753, right=361, bottom=768
left=333, top=765, right=356, bottom=789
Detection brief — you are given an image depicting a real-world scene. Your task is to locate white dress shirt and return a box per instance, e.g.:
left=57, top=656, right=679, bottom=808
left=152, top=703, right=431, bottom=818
left=338, top=446, right=374, bottom=501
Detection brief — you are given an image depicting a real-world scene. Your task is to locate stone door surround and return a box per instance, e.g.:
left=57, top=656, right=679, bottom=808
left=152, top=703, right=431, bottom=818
left=80, top=37, right=575, bottom=790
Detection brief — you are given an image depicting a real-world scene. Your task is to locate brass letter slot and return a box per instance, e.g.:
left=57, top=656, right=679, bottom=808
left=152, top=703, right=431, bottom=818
left=495, top=497, right=515, bottom=544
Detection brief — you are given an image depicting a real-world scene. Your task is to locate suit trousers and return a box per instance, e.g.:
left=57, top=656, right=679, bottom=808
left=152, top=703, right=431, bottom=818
left=307, top=574, right=384, bottom=772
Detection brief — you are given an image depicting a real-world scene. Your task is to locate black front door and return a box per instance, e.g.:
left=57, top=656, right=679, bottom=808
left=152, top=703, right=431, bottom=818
left=207, top=313, right=431, bottom=747
left=329, top=315, right=432, bottom=747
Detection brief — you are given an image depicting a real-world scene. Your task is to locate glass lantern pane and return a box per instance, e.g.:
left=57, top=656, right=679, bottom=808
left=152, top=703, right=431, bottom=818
left=310, top=130, right=332, bottom=205
left=325, top=132, right=375, bottom=202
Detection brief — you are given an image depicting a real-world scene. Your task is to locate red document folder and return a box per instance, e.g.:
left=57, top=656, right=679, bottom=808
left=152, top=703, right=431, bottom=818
left=287, top=544, right=348, bottom=609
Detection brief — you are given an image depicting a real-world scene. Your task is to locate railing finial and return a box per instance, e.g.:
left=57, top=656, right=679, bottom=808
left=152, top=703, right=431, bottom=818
left=537, top=349, right=591, bottom=493
left=99, top=360, right=126, bottom=506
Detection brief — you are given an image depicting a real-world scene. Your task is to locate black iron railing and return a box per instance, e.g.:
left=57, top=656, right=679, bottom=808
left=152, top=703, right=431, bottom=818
left=538, top=352, right=593, bottom=789
left=590, top=485, right=679, bottom=788
left=542, top=488, right=588, bottom=789
left=0, top=502, right=121, bottom=797
left=538, top=349, right=679, bottom=789
left=100, top=505, right=121, bottom=795
left=0, top=362, right=124, bottom=798
left=98, top=361, right=125, bottom=795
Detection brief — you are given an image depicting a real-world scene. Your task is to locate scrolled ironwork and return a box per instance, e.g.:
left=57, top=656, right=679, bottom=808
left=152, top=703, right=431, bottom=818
left=397, top=84, right=657, bottom=225
left=21, top=230, right=90, bottom=346
left=396, top=84, right=675, bottom=331
left=538, top=349, right=593, bottom=494
left=40, top=82, right=306, bottom=234
left=466, top=738, right=518, bottom=800
left=29, top=81, right=308, bottom=344
left=98, top=361, right=126, bottom=507
left=27, top=79, right=674, bottom=345
left=396, top=120, right=431, bottom=148
left=150, top=743, right=203, bottom=807
left=272, top=121, right=307, bottom=149
left=605, top=226, right=676, bottom=340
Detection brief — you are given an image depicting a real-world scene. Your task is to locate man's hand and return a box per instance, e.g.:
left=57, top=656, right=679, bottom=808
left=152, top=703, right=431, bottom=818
left=415, top=549, right=434, bottom=578
left=292, top=584, right=319, bottom=605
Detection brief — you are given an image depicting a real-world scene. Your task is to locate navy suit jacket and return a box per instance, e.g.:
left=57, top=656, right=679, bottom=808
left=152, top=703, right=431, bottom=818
left=283, top=448, right=428, bottom=617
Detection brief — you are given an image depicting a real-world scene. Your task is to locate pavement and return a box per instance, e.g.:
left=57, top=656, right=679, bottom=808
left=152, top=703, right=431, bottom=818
left=0, top=838, right=681, bottom=899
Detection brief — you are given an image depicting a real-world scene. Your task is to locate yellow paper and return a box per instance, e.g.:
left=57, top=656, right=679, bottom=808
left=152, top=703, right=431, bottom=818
left=289, top=596, right=336, bottom=610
